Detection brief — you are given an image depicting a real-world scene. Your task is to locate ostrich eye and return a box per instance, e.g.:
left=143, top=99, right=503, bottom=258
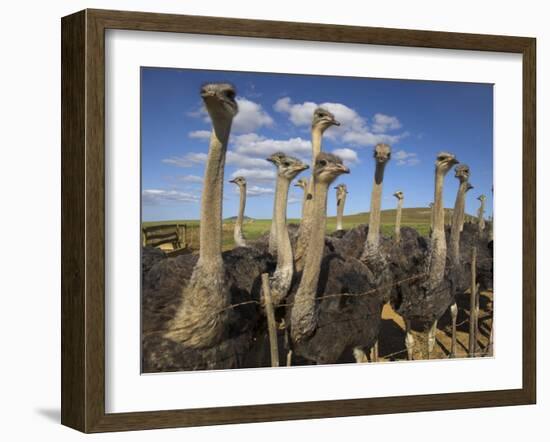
left=283, top=161, right=290, bottom=167
left=319, top=160, right=327, bottom=167
left=225, top=90, right=235, bottom=100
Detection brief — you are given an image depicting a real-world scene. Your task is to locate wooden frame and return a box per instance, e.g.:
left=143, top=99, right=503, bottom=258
left=61, top=8, right=536, bottom=433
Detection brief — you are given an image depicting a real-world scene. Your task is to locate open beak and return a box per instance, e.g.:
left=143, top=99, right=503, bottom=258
left=229, top=178, right=237, bottom=183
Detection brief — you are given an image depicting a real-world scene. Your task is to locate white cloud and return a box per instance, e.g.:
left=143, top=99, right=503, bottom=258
left=179, top=175, right=203, bottom=183
left=274, top=97, right=406, bottom=147
left=331, top=148, right=360, bottom=166
left=226, top=151, right=272, bottom=169
left=230, top=168, right=276, bottom=183
left=142, top=189, right=199, bottom=205
left=394, top=149, right=420, bottom=166
left=188, top=130, right=210, bottom=140
left=232, top=98, right=274, bottom=133
left=232, top=133, right=312, bottom=160
left=246, top=185, right=275, bottom=197
left=371, top=113, right=402, bottom=133
left=342, top=131, right=405, bottom=146
left=162, top=152, right=207, bottom=168
left=287, top=195, right=302, bottom=204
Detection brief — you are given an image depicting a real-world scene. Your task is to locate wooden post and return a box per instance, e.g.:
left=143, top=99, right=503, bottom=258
left=261, top=273, right=279, bottom=367
left=468, top=247, right=477, bottom=357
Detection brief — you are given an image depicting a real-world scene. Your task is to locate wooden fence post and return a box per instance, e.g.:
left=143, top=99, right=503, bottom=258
left=261, top=273, right=279, bottom=367
left=469, top=247, right=477, bottom=357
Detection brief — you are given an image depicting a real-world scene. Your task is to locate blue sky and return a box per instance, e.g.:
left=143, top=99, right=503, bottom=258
left=141, top=67, right=493, bottom=222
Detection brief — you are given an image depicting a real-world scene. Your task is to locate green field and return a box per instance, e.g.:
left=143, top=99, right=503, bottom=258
left=142, top=207, right=476, bottom=251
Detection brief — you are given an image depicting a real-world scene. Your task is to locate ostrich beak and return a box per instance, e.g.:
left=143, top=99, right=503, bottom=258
left=338, top=164, right=350, bottom=174
left=229, top=178, right=237, bottom=183
left=266, top=157, right=276, bottom=164
left=332, top=119, right=341, bottom=127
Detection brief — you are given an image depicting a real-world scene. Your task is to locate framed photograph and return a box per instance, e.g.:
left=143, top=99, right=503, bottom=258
left=61, top=9, right=536, bottom=433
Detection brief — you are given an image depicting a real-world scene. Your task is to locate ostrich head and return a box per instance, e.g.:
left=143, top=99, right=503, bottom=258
left=454, top=164, right=471, bottom=183
left=477, top=194, right=487, bottom=202
left=200, top=83, right=238, bottom=121
left=314, top=152, right=350, bottom=185
left=312, top=107, right=340, bottom=132
left=393, top=191, right=404, bottom=200
left=294, top=178, right=308, bottom=189
left=435, top=151, right=459, bottom=174
left=229, top=176, right=246, bottom=188
left=267, top=152, right=309, bottom=180
left=266, top=151, right=287, bottom=167
left=374, top=143, right=392, bottom=164
left=334, top=183, right=348, bottom=198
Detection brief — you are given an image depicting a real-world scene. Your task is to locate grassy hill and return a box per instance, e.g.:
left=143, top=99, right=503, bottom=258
left=143, top=207, right=477, bottom=251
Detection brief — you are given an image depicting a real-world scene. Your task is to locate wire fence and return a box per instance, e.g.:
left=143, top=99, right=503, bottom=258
left=144, top=255, right=494, bottom=367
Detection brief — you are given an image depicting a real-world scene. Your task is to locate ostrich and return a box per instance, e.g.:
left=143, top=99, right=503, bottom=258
left=164, top=83, right=239, bottom=348
left=429, top=202, right=434, bottom=232
left=294, top=178, right=308, bottom=220
left=290, top=153, right=350, bottom=342
left=229, top=176, right=247, bottom=248
left=266, top=152, right=309, bottom=305
left=335, top=183, right=348, bottom=231
left=477, top=194, right=486, bottom=232
left=395, top=152, right=459, bottom=360
left=294, top=108, right=340, bottom=271
left=447, top=163, right=472, bottom=357
left=287, top=153, right=384, bottom=364
left=393, top=191, right=404, bottom=243
left=459, top=183, right=474, bottom=232
left=362, top=144, right=391, bottom=258
left=268, top=152, right=289, bottom=256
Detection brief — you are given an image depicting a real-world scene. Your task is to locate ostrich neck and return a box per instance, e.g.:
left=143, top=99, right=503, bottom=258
left=428, top=169, right=447, bottom=286
left=311, top=128, right=323, bottom=162
left=274, top=176, right=292, bottom=271
left=395, top=199, right=403, bottom=230
left=478, top=200, right=485, bottom=218
left=199, top=120, right=231, bottom=267
left=336, top=194, right=346, bottom=229
left=450, top=180, right=468, bottom=264
left=234, top=184, right=246, bottom=245
left=366, top=161, right=387, bottom=251
left=305, top=127, right=324, bottom=203
left=300, top=186, right=308, bottom=217
left=294, top=180, right=329, bottom=317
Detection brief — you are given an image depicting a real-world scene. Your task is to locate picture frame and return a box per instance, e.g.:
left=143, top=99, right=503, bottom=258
left=61, top=8, right=536, bottom=433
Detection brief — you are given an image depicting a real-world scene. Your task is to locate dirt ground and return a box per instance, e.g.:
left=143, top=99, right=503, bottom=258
left=377, top=290, right=494, bottom=361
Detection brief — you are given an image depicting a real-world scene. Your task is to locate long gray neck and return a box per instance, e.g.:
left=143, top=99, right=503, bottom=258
left=234, top=184, right=246, bottom=247
left=269, top=175, right=294, bottom=305
left=336, top=192, right=346, bottom=230
left=294, top=128, right=323, bottom=270
left=427, top=169, right=447, bottom=287
left=275, top=177, right=292, bottom=273
left=199, top=120, right=231, bottom=267
left=450, top=180, right=468, bottom=265
left=366, top=161, right=387, bottom=253
left=300, top=183, right=308, bottom=219
left=395, top=198, right=403, bottom=242
left=291, top=179, right=329, bottom=342
left=478, top=199, right=486, bottom=230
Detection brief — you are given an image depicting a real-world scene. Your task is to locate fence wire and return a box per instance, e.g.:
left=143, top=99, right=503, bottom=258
left=144, top=255, right=494, bottom=368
